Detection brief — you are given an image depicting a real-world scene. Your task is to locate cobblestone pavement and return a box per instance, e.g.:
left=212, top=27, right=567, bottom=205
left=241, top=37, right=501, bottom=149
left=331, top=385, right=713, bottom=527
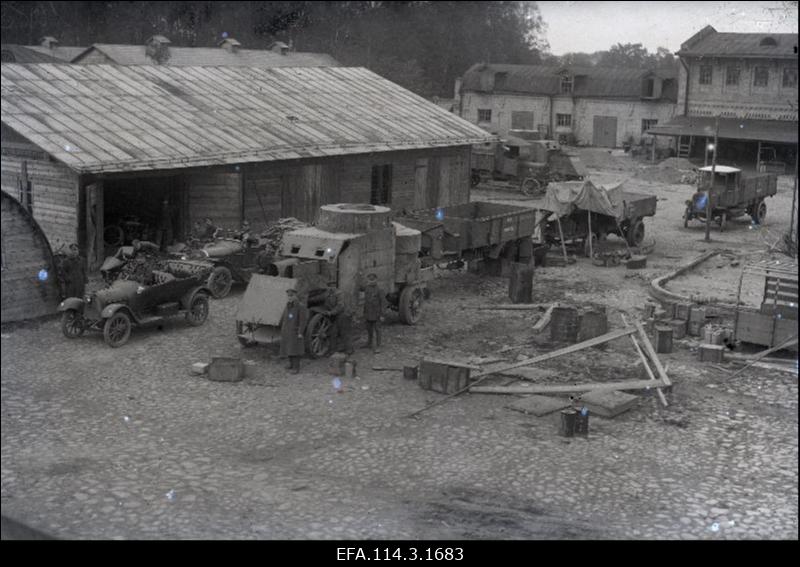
left=2, top=165, right=798, bottom=540
left=2, top=275, right=797, bottom=540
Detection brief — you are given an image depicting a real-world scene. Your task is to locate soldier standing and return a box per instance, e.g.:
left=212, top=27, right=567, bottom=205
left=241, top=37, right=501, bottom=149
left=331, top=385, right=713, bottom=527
left=324, top=282, right=354, bottom=355
left=280, top=288, right=308, bottom=374
left=362, top=273, right=385, bottom=353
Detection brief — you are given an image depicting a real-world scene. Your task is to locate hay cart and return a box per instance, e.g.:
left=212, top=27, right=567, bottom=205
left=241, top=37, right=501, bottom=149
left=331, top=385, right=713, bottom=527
left=235, top=204, right=430, bottom=357
left=683, top=166, right=777, bottom=231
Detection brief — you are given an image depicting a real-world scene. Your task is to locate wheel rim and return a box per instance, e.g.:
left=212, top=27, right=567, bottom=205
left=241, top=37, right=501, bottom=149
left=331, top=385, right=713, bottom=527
left=521, top=179, right=540, bottom=196
left=189, top=296, right=208, bottom=323
left=63, top=311, right=84, bottom=337
left=104, top=226, right=124, bottom=247
left=309, top=317, right=331, bottom=356
left=409, top=289, right=422, bottom=320
left=632, top=223, right=645, bottom=246
left=210, top=268, right=232, bottom=297
left=107, top=314, right=130, bottom=345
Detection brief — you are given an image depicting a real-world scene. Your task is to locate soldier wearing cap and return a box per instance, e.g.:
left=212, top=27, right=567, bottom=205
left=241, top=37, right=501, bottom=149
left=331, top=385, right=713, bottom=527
left=280, top=288, right=308, bottom=374
left=362, top=272, right=385, bottom=353
left=323, top=281, right=354, bottom=355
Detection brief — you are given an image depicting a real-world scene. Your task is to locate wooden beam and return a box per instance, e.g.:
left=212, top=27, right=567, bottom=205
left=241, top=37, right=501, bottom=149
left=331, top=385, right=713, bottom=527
left=621, top=314, right=668, bottom=407
left=470, top=378, right=667, bottom=395
left=532, top=304, right=555, bottom=333
left=467, top=303, right=551, bottom=310
left=729, top=335, right=798, bottom=379
left=634, top=321, right=672, bottom=388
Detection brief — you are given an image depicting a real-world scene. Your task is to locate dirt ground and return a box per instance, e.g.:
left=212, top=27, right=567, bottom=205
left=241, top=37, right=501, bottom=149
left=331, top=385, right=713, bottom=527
left=1, top=148, right=797, bottom=540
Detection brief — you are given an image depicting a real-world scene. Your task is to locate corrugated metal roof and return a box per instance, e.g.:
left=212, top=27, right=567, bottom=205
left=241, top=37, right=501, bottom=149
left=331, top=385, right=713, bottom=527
left=648, top=116, right=798, bottom=144
left=461, top=64, right=678, bottom=101
left=72, top=44, right=340, bottom=67
left=679, top=26, right=798, bottom=58
left=1, top=63, right=494, bottom=174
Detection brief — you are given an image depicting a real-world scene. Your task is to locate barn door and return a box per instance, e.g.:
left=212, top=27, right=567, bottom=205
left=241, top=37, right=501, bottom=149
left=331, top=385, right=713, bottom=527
left=593, top=116, right=618, bottom=148
left=85, top=182, right=104, bottom=271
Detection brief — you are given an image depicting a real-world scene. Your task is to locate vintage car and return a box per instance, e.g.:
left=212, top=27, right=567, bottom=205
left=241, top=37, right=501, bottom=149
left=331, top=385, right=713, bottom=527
left=180, top=230, right=271, bottom=299
left=58, top=260, right=213, bottom=347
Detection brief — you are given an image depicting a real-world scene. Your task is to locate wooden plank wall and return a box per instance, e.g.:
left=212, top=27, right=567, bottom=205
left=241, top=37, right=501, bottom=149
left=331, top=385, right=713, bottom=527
left=242, top=146, right=472, bottom=225
left=186, top=171, right=242, bottom=230
left=1, top=192, right=61, bottom=322
left=1, top=154, right=80, bottom=250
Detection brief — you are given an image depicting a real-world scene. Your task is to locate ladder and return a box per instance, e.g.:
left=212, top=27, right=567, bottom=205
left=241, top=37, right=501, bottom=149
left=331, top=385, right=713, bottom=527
left=677, top=135, right=692, bottom=158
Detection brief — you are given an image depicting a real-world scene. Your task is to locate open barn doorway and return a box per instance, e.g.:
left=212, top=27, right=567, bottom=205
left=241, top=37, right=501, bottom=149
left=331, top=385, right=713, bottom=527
left=102, top=175, right=185, bottom=256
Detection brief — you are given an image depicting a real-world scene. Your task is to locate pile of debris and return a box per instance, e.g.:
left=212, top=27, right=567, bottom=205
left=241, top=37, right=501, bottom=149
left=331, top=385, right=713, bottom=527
left=118, top=248, right=168, bottom=283
left=260, top=217, right=309, bottom=256
left=634, top=157, right=698, bottom=185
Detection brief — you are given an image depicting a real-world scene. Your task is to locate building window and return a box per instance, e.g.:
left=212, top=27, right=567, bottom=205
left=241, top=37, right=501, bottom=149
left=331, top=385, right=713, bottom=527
left=783, top=67, right=797, bottom=88
left=754, top=67, right=769, bottom=87
left=556, top=114, right=572, bottom=127
left=477, top=108, right=492, bottom=123
left=511, top=111, right=534, bottom=130
left=725, top=65, right=740, bottom=86
left=699, top=65, right=713, bottom=85
left=641, top=119, right=658, bottom=134
left=560, top=75, right=573, bottom=94
left=370, top=164, right=392, bottom=205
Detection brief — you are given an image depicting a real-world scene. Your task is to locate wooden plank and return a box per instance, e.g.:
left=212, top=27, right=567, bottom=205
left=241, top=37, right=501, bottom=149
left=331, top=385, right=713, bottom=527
left=729, top=336, right=798, bottom=378
left=621, top=314, right=668, bottom=407
left=634, top=321, right=672, bottom=387
left=532, top=304, right=555, bottom=333
left=470, top=379, right=666, bottom=395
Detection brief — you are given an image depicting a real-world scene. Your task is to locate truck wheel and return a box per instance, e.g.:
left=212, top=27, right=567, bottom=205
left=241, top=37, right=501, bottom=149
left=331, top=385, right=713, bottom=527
left=208, top=266, right=233, bottom=299
left=61, top=309, right=85, bottom=338
left=627, top=220, right=645, bottom=247
left=683, top=207, right=691, bottom=228
left=103, top=311, right=132, bottom=348
left=305, top=313, right=333, bottom=359
left=103, top=225, right=124, bottom=247
left=754, top=201, right=767, bottom=224
left=186, top=293, right=209, bottom=326
left=399, top=285, right=423, bottom=325
left=520, top=178, right=543, bottom=196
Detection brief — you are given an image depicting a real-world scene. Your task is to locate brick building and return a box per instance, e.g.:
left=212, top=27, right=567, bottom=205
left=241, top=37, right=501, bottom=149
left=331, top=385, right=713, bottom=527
left=648, top=26, right=798, bottom=171
left=457, top=64, right=678, bottom=148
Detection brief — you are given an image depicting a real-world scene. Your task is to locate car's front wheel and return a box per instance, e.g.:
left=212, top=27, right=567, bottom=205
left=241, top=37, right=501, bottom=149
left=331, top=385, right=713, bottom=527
left=208, top=266, right=233, bottom=299
left=61, top=309, right=85, bottom=339
left=103, top=311, right=132, bottom=348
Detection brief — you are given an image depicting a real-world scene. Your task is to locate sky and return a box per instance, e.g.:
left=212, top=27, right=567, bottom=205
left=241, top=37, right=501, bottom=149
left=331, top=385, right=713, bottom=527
left=537, top=1, right=799, bottom=55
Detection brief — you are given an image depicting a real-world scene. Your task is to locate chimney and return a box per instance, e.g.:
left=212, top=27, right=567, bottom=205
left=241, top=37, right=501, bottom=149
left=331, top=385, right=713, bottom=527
left=39, top=36, right=59, bottom=50
left=218, top=37, right=242, bottom=53
left=145, top=35, right=171, bottom=64
left=270, top=41, right=290, bottom=55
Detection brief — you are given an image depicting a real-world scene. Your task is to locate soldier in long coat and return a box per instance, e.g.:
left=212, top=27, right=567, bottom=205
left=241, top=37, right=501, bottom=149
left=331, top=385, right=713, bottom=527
left=361, top=273, right=385, bottom=353
left=279, top=288, right=308, bottom=374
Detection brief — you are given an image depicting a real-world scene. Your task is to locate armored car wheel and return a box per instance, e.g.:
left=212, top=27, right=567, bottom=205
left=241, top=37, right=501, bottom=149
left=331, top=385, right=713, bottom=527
left=305, top=313, right=333, bottom=359
left=103, top=311, right=132, bottom=348
left=186, top=293, right=209, bottom=326
left=208, top=266, right=233, bottom=299
left=61, top=309, right=85, bottom=338
left=754, top=201, right=767, bottom=225
left=520, top=177, right=543, bottom=196
left=399, top=285, right=423, bottom=325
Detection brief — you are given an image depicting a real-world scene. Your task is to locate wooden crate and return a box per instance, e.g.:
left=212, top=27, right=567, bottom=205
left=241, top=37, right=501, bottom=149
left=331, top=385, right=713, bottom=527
left=736, top=309, right=798, bottom=351
left=418, top=359, right=475, bottom=394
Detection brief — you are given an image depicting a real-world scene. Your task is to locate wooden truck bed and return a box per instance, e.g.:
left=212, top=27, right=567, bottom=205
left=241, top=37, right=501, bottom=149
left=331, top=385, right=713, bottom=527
left=621, top=191, right=657, bottom=219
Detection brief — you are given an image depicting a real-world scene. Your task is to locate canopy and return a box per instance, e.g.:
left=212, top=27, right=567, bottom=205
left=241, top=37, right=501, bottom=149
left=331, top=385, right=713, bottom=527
left=540, top=180, right=625, bottom=219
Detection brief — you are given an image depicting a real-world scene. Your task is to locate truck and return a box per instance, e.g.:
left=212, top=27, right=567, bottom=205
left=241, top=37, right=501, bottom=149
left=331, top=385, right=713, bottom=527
left=235, top=204, right=430, bottom=357
left=470, top=129, right=587, bottom=196
left=683, top=166, right=777, bottom=231
left=537, top=180, right=658, bottom=256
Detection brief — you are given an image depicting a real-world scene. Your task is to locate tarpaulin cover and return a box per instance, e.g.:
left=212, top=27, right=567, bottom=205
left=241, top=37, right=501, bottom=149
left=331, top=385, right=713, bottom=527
left=540, top=180, right=626, bottom=219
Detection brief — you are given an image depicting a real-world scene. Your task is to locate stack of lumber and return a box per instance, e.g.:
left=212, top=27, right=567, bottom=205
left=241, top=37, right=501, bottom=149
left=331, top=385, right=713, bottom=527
left=260, top=218, right=309, bottom=256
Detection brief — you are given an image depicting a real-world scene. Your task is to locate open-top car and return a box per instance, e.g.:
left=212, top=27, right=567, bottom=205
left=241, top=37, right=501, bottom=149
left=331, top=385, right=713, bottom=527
left=58, top=260, right=213, bottom=347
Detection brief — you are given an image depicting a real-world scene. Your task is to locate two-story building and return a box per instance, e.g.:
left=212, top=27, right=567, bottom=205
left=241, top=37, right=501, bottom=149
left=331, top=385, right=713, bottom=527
left=457, top=64, right=678, bottom=148
left=648, top=26, right=798, bottom=171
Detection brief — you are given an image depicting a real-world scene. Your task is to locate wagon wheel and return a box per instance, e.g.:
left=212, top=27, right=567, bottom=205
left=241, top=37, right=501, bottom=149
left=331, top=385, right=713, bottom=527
left=520, top=177, right=544, bottom=196
left=207, top=266, right=233, bottom=299
left=103, top=311, right=132, bottom=348
left=627, top=220, right=645, bottom=247
left=754, top=201, right=767, bottom=225
left=305, top=313, right=333, bottom=359
left=399, top=285, right=424, bottom=325
left=186, top=293, right=209, bottom=326
left=103, top=224, right=124, bottom=247
left=61, top=309, right=85, bottom=338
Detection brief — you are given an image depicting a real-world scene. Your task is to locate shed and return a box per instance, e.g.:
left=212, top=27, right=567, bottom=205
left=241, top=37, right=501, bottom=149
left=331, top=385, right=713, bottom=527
left=1, top=190, right=60, bottom=323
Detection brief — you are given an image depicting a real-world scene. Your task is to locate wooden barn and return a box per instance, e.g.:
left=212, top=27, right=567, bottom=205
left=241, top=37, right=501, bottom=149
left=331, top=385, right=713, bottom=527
left=1, top=63, right=494, bottom=273
left=1, top=190, right=61, bottom=323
